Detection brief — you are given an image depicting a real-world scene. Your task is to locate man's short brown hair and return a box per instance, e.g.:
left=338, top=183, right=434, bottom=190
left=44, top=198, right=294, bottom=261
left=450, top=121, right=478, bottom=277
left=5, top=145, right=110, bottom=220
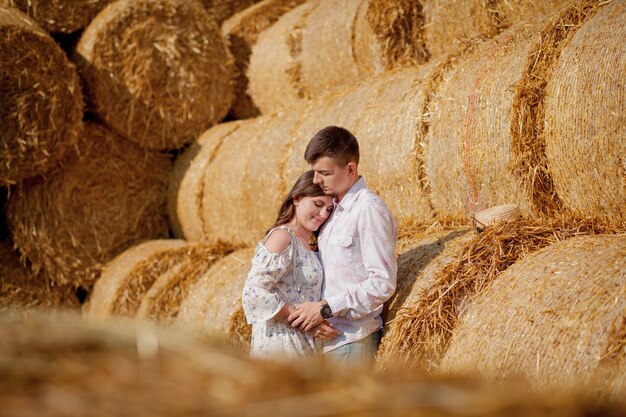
left=304, top=126, right=360, bottom=166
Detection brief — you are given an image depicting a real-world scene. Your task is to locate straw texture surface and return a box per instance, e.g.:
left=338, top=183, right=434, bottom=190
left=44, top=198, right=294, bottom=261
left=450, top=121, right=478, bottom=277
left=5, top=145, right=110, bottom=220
left=177, top=247, right=255, bottom=347
left=248, top=0, right=429, bottom=114
left=75, top=0, right=234, bottom=150
left=85, top=239, right=189, bottom=320
left=0, top=5, right=83, bottom=184
left=2, top=312, right=625, bottom=416
left=222, top=0, right=307, bottom=119
left=201, top=0, right=260, bottom=24
left=380, top=218, right=624, bottom=372
left=7, top=122, right=171, bottom=289
left=9, top=0, right=111, bottom=33
left=543, top=0, right=625, bottom=223
left=378, top=226, right=474, bottom=368
left=168, top=121, right=243, bottom=241
left=136, top=243, right=229, bottom=323
left=440, top=234, right=626, bottom=399
left=0, top=241, right=79, bottom=311
left=422, top=0, right=567, bottom=58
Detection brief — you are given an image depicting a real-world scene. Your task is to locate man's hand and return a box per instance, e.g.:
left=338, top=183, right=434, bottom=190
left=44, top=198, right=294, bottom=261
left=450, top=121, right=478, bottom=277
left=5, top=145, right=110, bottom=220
left=310, top=320, right=340, bottom=340
left=288, top=301, right=324, bottom=331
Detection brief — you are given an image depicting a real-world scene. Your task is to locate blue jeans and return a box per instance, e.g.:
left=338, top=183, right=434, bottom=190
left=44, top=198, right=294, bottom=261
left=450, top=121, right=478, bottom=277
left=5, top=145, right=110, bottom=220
left=324, top=330, right=381, bottom=365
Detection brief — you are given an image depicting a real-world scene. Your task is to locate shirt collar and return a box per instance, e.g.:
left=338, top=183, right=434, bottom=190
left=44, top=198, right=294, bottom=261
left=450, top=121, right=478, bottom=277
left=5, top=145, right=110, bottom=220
left=334, top=176, right=366, bottom=212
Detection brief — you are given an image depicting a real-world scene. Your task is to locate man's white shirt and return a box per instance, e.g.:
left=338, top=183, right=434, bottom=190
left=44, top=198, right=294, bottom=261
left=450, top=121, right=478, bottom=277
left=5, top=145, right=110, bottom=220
left=318, top=177, right=398, bottom=353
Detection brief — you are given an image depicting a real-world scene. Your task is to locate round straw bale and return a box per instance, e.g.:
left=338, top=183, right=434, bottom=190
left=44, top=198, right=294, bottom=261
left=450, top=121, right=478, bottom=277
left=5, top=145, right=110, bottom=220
left=135, top=243, right=230, bottom=324
left=222, top=0, right=308, bottom=119
left=422, top=0, right=568, bottom=59
left=168, top=121, right=243, bottom=241
left=201, top=0, right=260, bottom=24
left=85, top=239, right=189, bottom=320
left=377, top=226, right=474, bottom=368
left=75, top=0, right=234, bottom=150
left=6, top=122, right=171, bottom=289
left=439, top=234, right=626, bottom=399
left=381, top=218, right=624, bottom=372
left=0, top=241, right=79, bottom=311
left=543, top=0, right=626, bottom=224
left=201, top=111, right=301, bottom=246
left=0, top=5, right=83, bottom=184
left=8, top=0, right=111, bottom=33
left=3, top=311, right=624, bottom=416
left=177, top=247, right=254, bottom=346
left=427, top=1, right=601, bottom=221
left=248, top=0, right=428, bottom=115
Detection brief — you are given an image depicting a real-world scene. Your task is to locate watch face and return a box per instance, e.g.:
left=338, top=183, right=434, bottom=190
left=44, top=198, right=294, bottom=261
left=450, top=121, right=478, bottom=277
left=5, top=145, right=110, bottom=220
left=321, top=304, right=333, bottom=319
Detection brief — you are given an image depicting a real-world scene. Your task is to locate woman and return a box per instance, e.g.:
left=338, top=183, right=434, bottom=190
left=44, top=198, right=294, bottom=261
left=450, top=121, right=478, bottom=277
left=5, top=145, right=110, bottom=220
left=242, top=170, right=339, bottom=359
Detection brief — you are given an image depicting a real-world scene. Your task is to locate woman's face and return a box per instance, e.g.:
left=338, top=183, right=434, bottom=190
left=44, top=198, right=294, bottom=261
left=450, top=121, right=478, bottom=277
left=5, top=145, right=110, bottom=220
left=294, top=195, right=334, bottom=232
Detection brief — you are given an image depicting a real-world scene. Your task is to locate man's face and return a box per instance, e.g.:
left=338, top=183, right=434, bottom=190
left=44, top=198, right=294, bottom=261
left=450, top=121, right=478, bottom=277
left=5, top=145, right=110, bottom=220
left=310, top=156, right=355, bottom=199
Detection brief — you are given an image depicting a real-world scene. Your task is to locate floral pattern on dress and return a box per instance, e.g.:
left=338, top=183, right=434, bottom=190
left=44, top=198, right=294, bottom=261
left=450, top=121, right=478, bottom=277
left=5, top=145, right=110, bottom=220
left=242, top=226, right=323, bottom=359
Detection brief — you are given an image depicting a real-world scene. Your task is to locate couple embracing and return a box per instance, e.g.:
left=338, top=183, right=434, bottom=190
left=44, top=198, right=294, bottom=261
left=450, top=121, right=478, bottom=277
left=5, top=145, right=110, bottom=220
left=242, top=126, right=398, bottom=365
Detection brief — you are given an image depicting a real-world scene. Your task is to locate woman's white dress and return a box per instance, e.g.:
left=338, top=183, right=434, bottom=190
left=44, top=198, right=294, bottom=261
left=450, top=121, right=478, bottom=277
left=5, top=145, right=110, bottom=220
left=242, top=226, right=323, bottom=359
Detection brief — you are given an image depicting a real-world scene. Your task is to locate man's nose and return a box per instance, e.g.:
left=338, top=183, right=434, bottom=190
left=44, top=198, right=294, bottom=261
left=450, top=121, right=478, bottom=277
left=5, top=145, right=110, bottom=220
left=313, top=172, right=321, bottom=184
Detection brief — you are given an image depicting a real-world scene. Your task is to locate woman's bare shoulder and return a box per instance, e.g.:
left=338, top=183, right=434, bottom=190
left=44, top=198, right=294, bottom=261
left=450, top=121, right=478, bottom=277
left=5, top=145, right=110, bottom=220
left=263, top=228, right=292, bottom=254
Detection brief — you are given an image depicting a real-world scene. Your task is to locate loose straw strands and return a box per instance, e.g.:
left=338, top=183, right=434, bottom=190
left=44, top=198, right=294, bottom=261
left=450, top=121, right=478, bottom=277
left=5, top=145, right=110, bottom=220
left=440, top=234, right=626, bottom=400
left=0, top=5, right=83, bottom=184
left=8, top=0, right=111, bottom=33
left=75, top=0, right=234, bottom=150
left=7, top=122, right=171, bottom=289
left=382, top=217, right=626, bottom=372
left=511, top=0, right=605, bottom=218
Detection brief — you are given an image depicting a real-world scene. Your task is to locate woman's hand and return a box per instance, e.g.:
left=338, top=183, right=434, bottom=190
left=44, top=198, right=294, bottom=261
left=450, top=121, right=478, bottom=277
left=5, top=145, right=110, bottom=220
left=310, top=320, right=340, bottom=340
left=273, top=304, right=297, bottom=324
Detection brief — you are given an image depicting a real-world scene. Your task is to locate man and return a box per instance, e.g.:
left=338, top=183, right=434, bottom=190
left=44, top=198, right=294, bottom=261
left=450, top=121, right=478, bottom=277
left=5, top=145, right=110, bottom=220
left=288, top=126, right=398, bottom=363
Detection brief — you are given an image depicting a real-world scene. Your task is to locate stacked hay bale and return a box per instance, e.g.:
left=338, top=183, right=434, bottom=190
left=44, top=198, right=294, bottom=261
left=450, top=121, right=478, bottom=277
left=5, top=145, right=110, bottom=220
left=439, top=234, right=626, bottom=400
left=542, top=0, right=626, bottom=224
left=0, top=4, right=83, bottom=184
left=6, top=122, right=172, bottom=291
left=7, top=0, right=111, bottom=33
left=377, top=218, right=623, bottom=372
left=222, top=0, right=308, bottom=119
left=2, top=311, right=625, bottom=416
left=177, top=247, right=255, bottom=347
left=422, top=0, right=568, bottom=58
left=426, top=0, right=614, bottom=221
left=247, top=0, right=428, bottom=115
left=0, top=242, right=79, bottom=311
left=75, top=0, right=235, bottom=150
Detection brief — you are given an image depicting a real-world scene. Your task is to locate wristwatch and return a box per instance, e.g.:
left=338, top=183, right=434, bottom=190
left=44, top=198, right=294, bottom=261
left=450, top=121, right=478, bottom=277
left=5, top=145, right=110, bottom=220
left=320, top=300, right=333, bottom=319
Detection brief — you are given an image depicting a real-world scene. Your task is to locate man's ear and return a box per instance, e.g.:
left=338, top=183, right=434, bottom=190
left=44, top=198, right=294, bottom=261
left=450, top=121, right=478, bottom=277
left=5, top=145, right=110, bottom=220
left=346, top=162, right=357, bottom=177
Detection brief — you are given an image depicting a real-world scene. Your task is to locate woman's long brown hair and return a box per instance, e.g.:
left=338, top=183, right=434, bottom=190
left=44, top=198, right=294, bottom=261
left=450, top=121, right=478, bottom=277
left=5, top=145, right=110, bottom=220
left=267, top=170, right=328, bottom=235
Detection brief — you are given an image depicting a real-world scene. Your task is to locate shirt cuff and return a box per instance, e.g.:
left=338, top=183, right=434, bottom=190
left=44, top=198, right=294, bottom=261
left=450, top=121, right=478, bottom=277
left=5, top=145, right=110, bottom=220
left=326, top=294, right=348, bottom=317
